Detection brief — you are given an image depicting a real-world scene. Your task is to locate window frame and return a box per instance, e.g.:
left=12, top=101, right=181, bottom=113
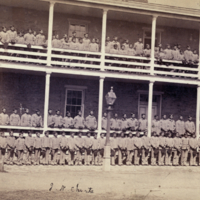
left=64, top=85, right=87, bottom=118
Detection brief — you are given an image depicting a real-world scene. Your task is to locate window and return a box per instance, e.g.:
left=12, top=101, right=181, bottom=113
left=65, top=86, right=87, bottom=118
left=68, top=19, right=90, bottom=38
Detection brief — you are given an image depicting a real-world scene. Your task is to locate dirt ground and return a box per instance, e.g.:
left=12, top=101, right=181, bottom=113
left=0, top=165, right=200, bottom=200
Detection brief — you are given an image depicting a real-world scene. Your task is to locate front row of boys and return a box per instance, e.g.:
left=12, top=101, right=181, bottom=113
left=1, top=128, right=200, bottom=166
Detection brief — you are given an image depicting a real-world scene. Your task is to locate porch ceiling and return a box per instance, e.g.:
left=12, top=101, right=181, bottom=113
left=0, top=0, right=199, bottom=30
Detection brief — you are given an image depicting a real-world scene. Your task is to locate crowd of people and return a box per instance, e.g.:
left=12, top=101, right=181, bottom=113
left=0, top=25, right=199, bottom=66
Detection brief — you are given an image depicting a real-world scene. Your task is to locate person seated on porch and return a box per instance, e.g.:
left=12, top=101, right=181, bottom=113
left=127, top=44, right=136, bottom=56
left=74, top=110, right=85, bottom=129
left=7, top=25, right=17, bottom=44
left=52, top=34, right=62, bottom=48
left=143, top=44, right=151, bottom=58
left=138, top=114, right=148, bottom=132
left=152, top=115, right=161, bottom=136
left=89, top=38, right=98, bottom=52
left=35, top=29, right=46, bottom=46
left=85, top=111, right=97, bottom=131
left=62, top=111, right=74, bottom=129
left=127, top=113, right=138, bottom=131
left=185, top=116, right=195, bottom=137
left=111, top=36, right=120, bottom=51
left=163, top=44, right=173, bottom=60
left=31, top=109, right=43, bottom=128
left=184, top=45, right=193, bottom=66
left=171, top=45, right=180, bottom=61
left=0, top=26, right=9, bottom=46
left=122, top=39, right=129, bottom=51
left=24, top=28, right=35, bottom=46
left=101, top=112, right=107, bottom=130
left=53, top=110, right=63, bottom=128
left=191, top=49, right=199, bottom=65
left=110, top=113, right=121, bottom=131
left=16, top=31, right=25, bottom=45
left=119, top=44, right=128, bottom=56
left=133, top=37, right=144, bottom=57
left=120, top=114, right=128, bottom=132
left=60, top=34, right=68, bottom=48
left=83, top=33, right=91, bottom=52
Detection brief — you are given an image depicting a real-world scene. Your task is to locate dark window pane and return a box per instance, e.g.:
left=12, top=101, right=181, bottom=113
left=67, top=90, right=72, bottom=98
left=67, top=98, right=72, bottom=104
left=72, top=98, right=76, bottom=105
left=77, top=91, right=82, bottom=98
left=77, top=106, right=81, bottom=112
left=140, top=94, right=148, bottom=102
left=77, top=99, right=82, bottom=105
left=72, top=91, right=76, bottom=98
left=72, top=106, right=76, bottom=113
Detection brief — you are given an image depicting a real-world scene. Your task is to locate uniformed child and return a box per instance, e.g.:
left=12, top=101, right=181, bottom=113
left=6, top=129, right=15, bottom=165
left=74, top=131, right=84, bottom=165
left=60, top=34, right=68, bottom=48
left=118, top=132, right=127, bottom=166
left=14, top=131, right=25, bottom=165
left=173, top=132, right=182, bottom=166
left=63, top=111, right=74, bottom=129
left=7, top=25, right=17, bottom=44
left=41, top=131, right=51, bottom=165
left=85, top=111, right=97, bottom=131
left=98, top=133, right=106, bottom=165
left=52, top=34, right=62, bottom=48
left=167, top=114, right=176, bottom=137
left=133, top=132, right=142, bottom=165
left=160, top=114, right=168, bottom=136
left=188, top=134, right=198, bottom=166
left=68, top=132, right=76, bottom=166
left=53, top=110, right=63, bottom=128
left=138, top=114, right=148, bottom=133
left=110, top=132, right=118, bottom=166
left=127, top=113, right=138, bottom=131
left=31, top=109, right=43, bottom=127
left=164, top=44, right=173, bottom=60
left=0, top=108, right=9, bottom=125
left=10, top=108, right=21, bottom=126
left=134, top=38, right=144, bottom=56
left=47, top=109, right=55, bottom=128
left=35, top=29, right=46, bottom=46
left=102, top=112, right=107, bottom=130
left=150, top=132, right=159, bottom=166
left=24, top=28, right=35, bottom=46
left=184, top=45, right=193, bottom=65
left=0, top=26, right=9, bottom=46
left=141, top=131, right=151, bottom=165
left=21, top=108, right=32, bottom=127
left=91, top=132, right=99, bottom=165
left=176, top=115, right=185, bottom=137
left=123, top=39, right=129, bottom=50
left=16, top=31, right=25, bottom=45
left=158, top=132, right=166, bottom=166
left=120, top=114, right=129, bottom=132
left=50, top=131, right=60, bottom=165
left=59, top=131, right=68, bottom=165
left=181, top=133, right=189, bottom=166
left=89, top=38, right=98, bottom=52
left=74, top=110, right=85, bottom=129
left=0, top=130, right=7, bottom=163
left=165, top=132, right=174, bottom=166
left=127, top=44, right=136, bottom=56
left=83, top=33, right=91, bottom=51
left=185, top=116, right=195, bottom=136
left=34, top=131, right=42, bottom=165
left=191, top=49, right=199, bottom=65
left=24, top=131, right=35, bottom=165
left=84, top=131, right=93, bottom=165
left=111, top=36, right=120, bottom=51
left=152, top=115, right=161, bottom=136
left=110, top=113, right=121, bottom=131
left=119, top=44, right=128, bottom=56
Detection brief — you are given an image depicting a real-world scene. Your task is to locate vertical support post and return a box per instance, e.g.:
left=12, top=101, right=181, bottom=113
left=147, top=81, right=154, bottom=137
left=100, top=9, right=108, bottom=71
left=196, top=85, right=200, bottom=139
left=150, top=15, right=158, bottom=75
left=47, top=2, right=55, bottom=66
left=97, top=76, right=105, bottom=138
left=44, top=71, right=51, bottom=130
left=198, top=24, right=200, bottom=79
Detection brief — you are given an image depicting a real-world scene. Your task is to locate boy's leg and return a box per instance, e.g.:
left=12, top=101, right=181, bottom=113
left=151, top=148, right=154, bottom=165
left=184, top=150, right=188, bottom=166
left=193, top=152, right=197, bottom=166
left=134, top=149, right=138, bottom=165
left=158, top=149, right=162, bottom=165
left=142, top=148, right=145, bottom=165
left=6, top=149, right=11, bottom=164
left=181, top=150, right=184, bottom=166
left=20, top=150, right=24, bottom=164
left=37, top=149, right=41, bottom=165
left=173, top=150, right=177, bottom=166
left=84, top=149, right=88, bottom=165
left=71, top=151, right=75, bottom=165
left=34, top=149, right=38, bottom=164
left=165, top=151, right=168, bottom=165
left=51, top=149, right=55, bottom=165
left=118, top=149, right=122, bottom=165
left=168, top=151, right=172, bottom=166
left=126, top=150, right=130, bottom=165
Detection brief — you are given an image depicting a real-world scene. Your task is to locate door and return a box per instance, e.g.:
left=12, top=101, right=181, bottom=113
left=139, top=104, right=157, bottom=120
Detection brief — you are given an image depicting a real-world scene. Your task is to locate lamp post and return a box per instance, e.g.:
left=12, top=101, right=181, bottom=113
left=103, top=87, right=117, bottom=171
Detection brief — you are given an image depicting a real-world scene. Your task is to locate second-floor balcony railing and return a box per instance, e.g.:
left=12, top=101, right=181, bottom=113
left=0, top=42, right=199, bottom=79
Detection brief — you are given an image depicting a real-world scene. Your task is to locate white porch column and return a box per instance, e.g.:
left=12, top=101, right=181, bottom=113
left=198, top=24, right=200, bottom=79
left=150, top=15, right=158, bottom=75
left=100, top=9, right=108, bottom=71
left=47, top=1, right=55, bottom=66
left=147, top=81, right=154, bottom=137
left=196, top=85, right=200, bottom=139
left=43, top=71, right=51, bottom=130
left=97, top=76, right=105, bottom=138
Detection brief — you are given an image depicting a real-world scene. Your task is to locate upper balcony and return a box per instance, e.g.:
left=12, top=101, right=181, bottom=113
left=0, top=0, right=200, bottom=84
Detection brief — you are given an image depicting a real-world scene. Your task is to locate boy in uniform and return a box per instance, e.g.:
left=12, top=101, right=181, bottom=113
left=176, top=115, right=185, bottom=137
left=0, top=26, right=9, bottom=46
left=89, top=38, right=98, bottom=52
left=173, top=132, right=182, bottom=166
left=126, top=132, right=134, bottom=165
left=16, top=31, right=25, bottom=45
left=128, top=44, right=136, bottom=56
left=0, top=108, right=9, bottom=125
left=181, top=133, right=189, bottom=166
left=163, top=44, right=173, bottom=60
left=110, top=113, right=121, bottom=131
left=120, top=114, right=129, bottom=132
left=74, top=110, right=85, bottom=129
left=21, top=108, right=32, bottom=127
left=10, top=108, right=21, bottom=126
left=84, top=131, right=93, bottom=165
left=158, top=132, right=166, bottom=166
left=134, top=38, right=144, bottom=56
left=165, top=132, right=174, bottom=166
left=152, top=115, right=161, bottom=136
left=68, top=132, right=76, bottom=166
left=47, top=109, right=55, bottom=128
left=85, top=111, right=97, bottom=131
left=7, top=25, right=17, bottom=44
left=118, top=132, right=127, bottom=166
left=63, top=111, right=74, bottom=128
left=0, top=130, right=7, bottom=163
left=24, top=131, right=35, bottom=165
left=14, top=131, right=25, bottom=165
left=91, top=132, right=99, bottom=165
left=102, top=112, right=107, bottom=130
left=98, top=133, right=106, bottom=165
left=53, top=110, right=63, bottom=128
left=188, top=134, right=198, bottom=166
left=111, top=37, right=120, bottom=51
left=143, top=44, right=151, bottom=58
left=110, top=132, right=118, bottom=166
left=59, top=131, right=68, bottom=165
left=192, top=49, right=199, bottom=65
left=138, top=114, right=148, bottom=133
left=24, top=28, right=35, bottom=46
left=167, top=114, right=176, bottom=137
left=133, top=132, right=142, bottom=165
left=141, top=131, right=151, bottom=165
left=35, top=30, right=46, bottom=46
left=83, top=33, right=91, bottom=51
left=34, top=131, right=42, bottom=165
left=6, top=129, right=15, bottom=165
left=41, top=131, right=51, bottom=165
left=50, top=131, right=60, bottom=165
left=127, top=113, right=138, bottom=131
left=75, top=131, right=84, bottom=165
left=150, top=132, right=159, bottom=166
left=31, top=110, right=43, bottom=127
left=160, top=114, right=168, bottom=136
left=184, top=45, right=193, bottom=65
left=52, top=34, right=62, bottom=48
left=185, top=116, right=195, bottom=137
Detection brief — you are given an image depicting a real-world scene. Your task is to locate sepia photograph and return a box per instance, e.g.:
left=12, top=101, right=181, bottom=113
left=0, top=0, right=200, bottom=199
